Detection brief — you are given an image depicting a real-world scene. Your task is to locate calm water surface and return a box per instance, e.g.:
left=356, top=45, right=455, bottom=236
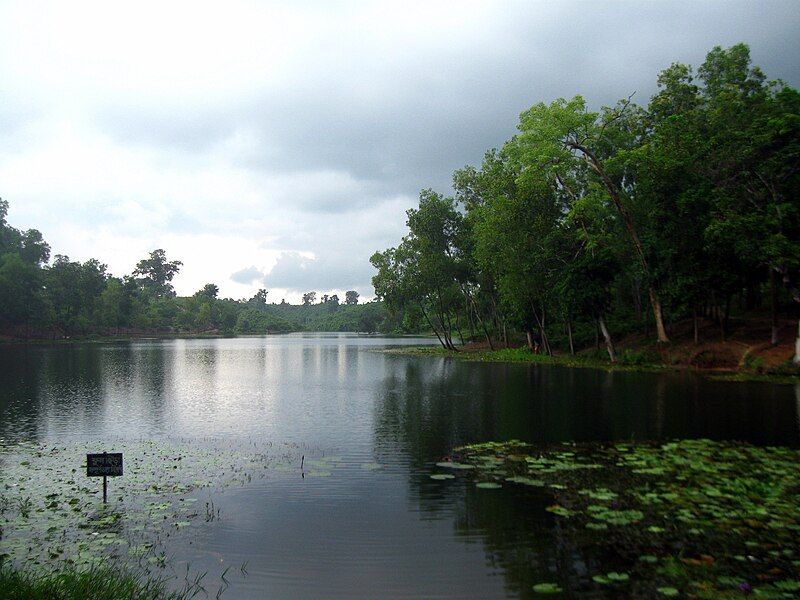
left=1, top=334, right=798, bottom=598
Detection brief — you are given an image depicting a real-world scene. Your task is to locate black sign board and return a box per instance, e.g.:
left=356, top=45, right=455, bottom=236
left=87, top=452, right=122, bottom=503
left=87, top=452, right=123, bottom=477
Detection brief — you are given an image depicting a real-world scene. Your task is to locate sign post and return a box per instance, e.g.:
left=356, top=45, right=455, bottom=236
left=86, top=452, right=123, bottom=503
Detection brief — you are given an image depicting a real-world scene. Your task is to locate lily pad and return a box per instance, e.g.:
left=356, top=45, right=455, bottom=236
left=435, top=461, right=475, bottom=470
left=532, top=582, right=563, bottom=594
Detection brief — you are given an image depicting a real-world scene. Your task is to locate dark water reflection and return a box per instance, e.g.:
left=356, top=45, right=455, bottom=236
left=1, top=335, right=798, bottom=598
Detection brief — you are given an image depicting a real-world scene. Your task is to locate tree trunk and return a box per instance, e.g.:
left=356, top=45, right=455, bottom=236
left=693, top=306, right=699, bottom=345
left=770, top=268, right=779, bottom=347
left=531, top=303, right=552, bottom=356
left=724, top=295, right=731, bottom=337
left=632, top=279, right=642, bottom=322
left=454, top=312, right=465, bottom=346
left=594, top=320, right=600, bottom=350
left=465, top=297, right=476, bottom=340
left=570, top=142, right=670, bottom=343
left=598, top=314, right=616, bottom=363
left=541, top=307, right=552, bottom=356
left=649, top=288, right=669, bottom=344
left=566, top=318, right=575, bottom=355
left=420, top=305, right=447, bottom=349
left=794, top=319, right=800, bottom=365
left=458, top=282, right=493, bottom=350
left=526, top=330, right=535, bottom=351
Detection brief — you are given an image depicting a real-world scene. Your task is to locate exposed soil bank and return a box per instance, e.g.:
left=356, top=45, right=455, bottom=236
left=389, top=317, right=800, bottom=384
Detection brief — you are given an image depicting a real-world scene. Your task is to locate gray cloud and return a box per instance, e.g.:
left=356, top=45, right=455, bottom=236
left=1, top=1, right=798, bottom=300
left=231, top=266, right=266, bottom=285
left=263, top=251, right=374, bottom=294
left=89, top=1, right=800, bottom=198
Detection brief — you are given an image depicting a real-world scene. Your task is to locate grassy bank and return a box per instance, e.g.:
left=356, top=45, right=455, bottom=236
left=387, top=344, right=800, bottom=384
left=0, top=565, right=191, bottom=600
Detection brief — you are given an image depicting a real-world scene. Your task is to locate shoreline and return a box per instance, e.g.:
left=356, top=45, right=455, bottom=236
left=0, top=330, right=425, bottom=346
left=384, top=346, right=800, bottom=385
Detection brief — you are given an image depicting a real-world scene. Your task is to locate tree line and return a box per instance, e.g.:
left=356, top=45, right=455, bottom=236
left=371, top=44, right=800, bottom=361
left=0, top=202, right=390, bottom=338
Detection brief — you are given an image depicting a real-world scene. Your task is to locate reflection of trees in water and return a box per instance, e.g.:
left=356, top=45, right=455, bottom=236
left=373, top=357, right=799, bottom=473
left=371, top=357, right=800, bottom=598
left=0, top=345, right=45, bottom=441
left=35, top=344, right=104, bottom=436
left=449, top=485, right=605, bottom=599
left=371, top=358, right=609, bottom=597
left=0, top=342, right=179, bottom=440
left=372, top=357, right=509, bottom=468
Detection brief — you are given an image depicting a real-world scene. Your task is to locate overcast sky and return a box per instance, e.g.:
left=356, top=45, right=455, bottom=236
left=1, top=1, right=798, bottom=302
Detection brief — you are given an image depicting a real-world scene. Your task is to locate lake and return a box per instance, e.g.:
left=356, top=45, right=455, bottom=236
left=1, top=333, right=798, bottom=598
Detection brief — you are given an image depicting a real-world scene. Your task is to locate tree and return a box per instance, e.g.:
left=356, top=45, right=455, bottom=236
left=97, top=278, right=127, bottom=330
left=45, top=255, right=108, bottom=334
left=0, top=199, right=50, bottom=265
left=372, top=190, right=467, bottom=350
left=345, top=290, right=359, bottom=305
left=696, top=45, right=800, bottom=345
left=302, top=291, right=317, bottom=305
left=133, top=249, right=182, bottom=298
left=250, top=289, right=268, bottom=306
left=0, top=253, right=45, bottom=333
left=511, top=95, right=671, bottom=343
left=195, top=283, right=219, bottom=301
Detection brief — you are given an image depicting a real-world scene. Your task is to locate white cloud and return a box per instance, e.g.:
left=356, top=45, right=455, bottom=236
left=0, top=1, right=798, bottom=303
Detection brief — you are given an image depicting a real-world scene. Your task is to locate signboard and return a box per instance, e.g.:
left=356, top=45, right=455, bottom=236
left=87, top=452, right=123, bottom=477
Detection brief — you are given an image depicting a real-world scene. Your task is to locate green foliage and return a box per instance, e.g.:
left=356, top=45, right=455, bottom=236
left=234, top=308, right=296, bottom=334
left=618, top=349, right=661, bottom=366
left=133, top=249, right=182, bottom=299
left=371, top=43, right=800, bottom=356
left=0, top=201, right=392, bottom=337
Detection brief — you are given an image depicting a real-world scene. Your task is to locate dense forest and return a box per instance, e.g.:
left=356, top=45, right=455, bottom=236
left=371, top=44, right=800, bottom=362
left=0, top=204, right=392, bottom=338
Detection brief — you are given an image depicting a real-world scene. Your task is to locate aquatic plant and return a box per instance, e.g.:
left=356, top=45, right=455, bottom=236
left=429, top=438, right=800, bottom=597
left=0, top=438, right=306, bottom=572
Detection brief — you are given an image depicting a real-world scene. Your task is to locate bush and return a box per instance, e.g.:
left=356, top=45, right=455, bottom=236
left=618, top=349, right=661, bottom=366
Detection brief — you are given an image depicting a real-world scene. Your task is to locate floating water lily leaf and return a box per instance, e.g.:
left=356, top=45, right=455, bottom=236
left=305, top=470, right=332, bottom=477
left=546, top=505, right=573, bottom=517
left=505, top=476, right=545, bottom=486
left=773, top=580, right=800, bottom=592
left=475, top=482, right=502, bottom=489
left=639, top=555, right=658, bottom=563
left=450, top=438, right=800, bottom=598
left=532, top=582, right=563, bottom=594
left=593, top=572, right=628, bottom=585
left=430, top=474, right=455, bottom=480
left=0, top=437, right=307, bottom=571
left=435, top=462, right=475, bottom=470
